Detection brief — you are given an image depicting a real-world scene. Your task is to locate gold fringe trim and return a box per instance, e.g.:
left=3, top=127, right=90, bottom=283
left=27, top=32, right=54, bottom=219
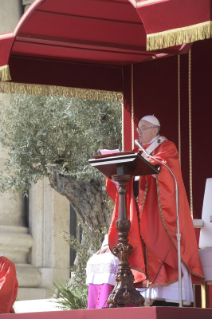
left=140, top=178, right=148, bottom=216
left=150, top=278, right=179, bottom=287
left=145, top=240, right=149, bottom=280
left=130, top=266, right=146, bottom=275
left=147, top=21, right=212, bottom=51
left=0, top=65, right=12, bottom=82
left=0, top=82, right=123, bottom=103
left=122, top=102, right=124, bottom=151
left=188, top=49, right=193, bottom=218
left=131, top=64, right=134, bottom=149
left=156, top=176, right=176, bottom=247
left=177, top=55, right=181, bottom=165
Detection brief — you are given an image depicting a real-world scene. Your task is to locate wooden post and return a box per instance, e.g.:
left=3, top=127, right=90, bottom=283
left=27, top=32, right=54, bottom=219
left=107, top=173, right=144, bottom=308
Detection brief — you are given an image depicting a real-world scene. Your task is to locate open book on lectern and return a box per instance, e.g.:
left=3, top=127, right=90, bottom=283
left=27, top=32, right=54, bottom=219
left=89, top=149, right=160, bottom=179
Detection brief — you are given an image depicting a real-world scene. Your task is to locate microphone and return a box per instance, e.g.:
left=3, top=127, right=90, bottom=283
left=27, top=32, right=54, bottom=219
left=134, top=139, right=182, bottom=307
left=134, top=139, right=146, bottom=154
left=135, top=139, right=149, bottom=156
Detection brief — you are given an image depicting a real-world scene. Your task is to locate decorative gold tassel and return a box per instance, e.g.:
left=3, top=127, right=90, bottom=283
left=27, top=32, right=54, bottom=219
left=147, top=21, right=212, bottom=51
left=0, top=82, right=123, bottom=103
left=0, top=65, right=12, bottom=82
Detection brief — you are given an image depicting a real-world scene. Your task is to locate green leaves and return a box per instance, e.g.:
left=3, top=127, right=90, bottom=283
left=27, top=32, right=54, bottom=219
left=54, top=226, right=106, bottom=310
left=0, top=94, right=122, bottom=194
left=53, top=282, right=87, bottom=310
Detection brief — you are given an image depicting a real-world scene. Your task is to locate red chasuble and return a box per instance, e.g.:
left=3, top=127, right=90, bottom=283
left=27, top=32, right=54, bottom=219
left=0, top=256, right=18, bottom=313
left=107, top=140, right=204, bottom=286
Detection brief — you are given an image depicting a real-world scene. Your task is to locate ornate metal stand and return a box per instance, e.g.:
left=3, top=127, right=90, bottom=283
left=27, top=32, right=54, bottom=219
left=107, top=173, right=145, bottom=308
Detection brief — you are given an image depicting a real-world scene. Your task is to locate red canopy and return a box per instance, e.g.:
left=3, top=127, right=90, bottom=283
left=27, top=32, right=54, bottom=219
left=132, top=0, right=212, bottom=51
left=0, top=0, right=211, bottom=85
left=0, top=0, right=212, bottom=247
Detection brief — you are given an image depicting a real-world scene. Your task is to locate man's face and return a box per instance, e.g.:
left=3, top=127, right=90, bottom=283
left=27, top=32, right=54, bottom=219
left=137, top=120, right=158, bottom=144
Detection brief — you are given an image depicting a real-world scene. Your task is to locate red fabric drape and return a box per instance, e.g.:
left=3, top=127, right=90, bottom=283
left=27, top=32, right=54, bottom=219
left=0, top=256, right=18, bottom=313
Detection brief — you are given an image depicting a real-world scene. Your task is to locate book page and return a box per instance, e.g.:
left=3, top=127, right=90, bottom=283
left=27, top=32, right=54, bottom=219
left=100, top=149, right=120, bottom=155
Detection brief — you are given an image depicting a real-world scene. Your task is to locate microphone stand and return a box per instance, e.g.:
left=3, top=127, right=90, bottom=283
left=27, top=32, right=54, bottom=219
left=134, top=139, right=182, bottom=307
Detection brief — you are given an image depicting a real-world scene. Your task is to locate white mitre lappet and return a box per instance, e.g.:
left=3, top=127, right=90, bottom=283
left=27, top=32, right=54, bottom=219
left=141, top=115, right=160, bottom=127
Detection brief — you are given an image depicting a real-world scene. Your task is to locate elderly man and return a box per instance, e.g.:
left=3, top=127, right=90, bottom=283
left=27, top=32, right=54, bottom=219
left=107, top=115, right=204, bottom=306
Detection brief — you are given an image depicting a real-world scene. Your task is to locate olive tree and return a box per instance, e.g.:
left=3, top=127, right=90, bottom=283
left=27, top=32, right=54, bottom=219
left=0, top=94, right=122, bottom=245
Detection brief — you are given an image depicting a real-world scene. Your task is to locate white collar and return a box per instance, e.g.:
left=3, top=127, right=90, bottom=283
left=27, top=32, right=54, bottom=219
left=142, top=135, right=160, bottom=146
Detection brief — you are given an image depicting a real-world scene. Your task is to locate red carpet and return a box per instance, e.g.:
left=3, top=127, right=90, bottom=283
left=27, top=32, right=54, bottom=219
left=1, top=307, right=212, bottom=319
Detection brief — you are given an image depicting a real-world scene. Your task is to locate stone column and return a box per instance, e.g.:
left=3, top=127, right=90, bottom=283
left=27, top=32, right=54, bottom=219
left=0, top=0, right=22, bottom=34
left=0, top=97, right=42, bottom=300
left=23, top=0, right=35, bottom=12
left=29, top=178, right=70, bottom=294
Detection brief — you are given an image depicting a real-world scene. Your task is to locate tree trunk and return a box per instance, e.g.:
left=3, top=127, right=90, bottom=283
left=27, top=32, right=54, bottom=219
left=48, top=168, right=113, bottom=232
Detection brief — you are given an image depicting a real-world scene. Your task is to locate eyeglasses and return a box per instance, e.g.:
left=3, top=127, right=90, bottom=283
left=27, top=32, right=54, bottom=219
left=136, top=126, right=156, bottom=133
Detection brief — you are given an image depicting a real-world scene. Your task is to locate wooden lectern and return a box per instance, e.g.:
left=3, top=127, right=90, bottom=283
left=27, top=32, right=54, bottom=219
left=89, top=152, right=160, bottom=308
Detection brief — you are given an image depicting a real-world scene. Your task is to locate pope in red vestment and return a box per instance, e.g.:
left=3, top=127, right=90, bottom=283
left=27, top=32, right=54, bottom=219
left=0, top=255, right=18, bottom=313
left=107, top=115, right=204, bottom=292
